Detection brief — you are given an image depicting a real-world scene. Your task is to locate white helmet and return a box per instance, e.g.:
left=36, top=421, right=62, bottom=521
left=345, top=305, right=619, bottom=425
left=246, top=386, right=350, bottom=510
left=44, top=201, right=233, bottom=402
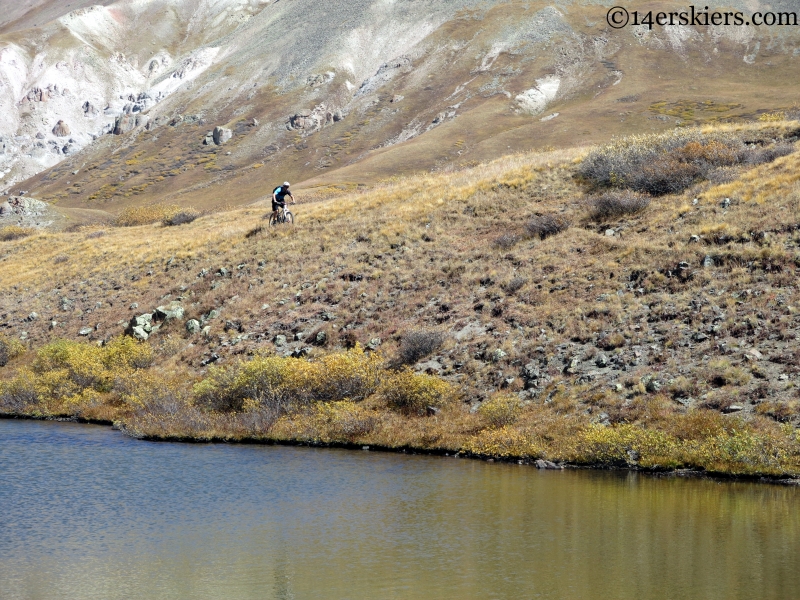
left=283, top=181, right=290, bottom=187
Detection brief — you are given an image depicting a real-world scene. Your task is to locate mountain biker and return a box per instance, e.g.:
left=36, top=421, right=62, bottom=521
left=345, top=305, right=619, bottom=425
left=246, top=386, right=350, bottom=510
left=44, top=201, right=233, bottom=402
left=272, top=182, right=295, bottom=221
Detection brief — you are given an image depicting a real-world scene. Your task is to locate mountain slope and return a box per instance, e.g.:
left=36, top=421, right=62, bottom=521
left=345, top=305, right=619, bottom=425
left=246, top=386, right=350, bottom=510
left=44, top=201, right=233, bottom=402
left=1, top=0, right=799, bottom=224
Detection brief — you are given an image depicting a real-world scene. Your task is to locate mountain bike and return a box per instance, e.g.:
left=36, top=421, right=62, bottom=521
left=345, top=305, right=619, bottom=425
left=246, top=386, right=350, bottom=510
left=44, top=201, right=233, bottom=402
left=269, top=204, right=294, bottom=226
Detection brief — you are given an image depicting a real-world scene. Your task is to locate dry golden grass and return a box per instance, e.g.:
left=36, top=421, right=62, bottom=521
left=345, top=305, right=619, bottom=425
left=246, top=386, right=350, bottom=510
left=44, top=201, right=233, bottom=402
left=2, top=121, right=800, bottom=477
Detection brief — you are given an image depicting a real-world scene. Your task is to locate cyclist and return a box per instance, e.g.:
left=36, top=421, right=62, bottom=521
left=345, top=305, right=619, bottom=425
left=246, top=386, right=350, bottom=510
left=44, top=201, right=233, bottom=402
left=272, top=181, right=295, bottom=222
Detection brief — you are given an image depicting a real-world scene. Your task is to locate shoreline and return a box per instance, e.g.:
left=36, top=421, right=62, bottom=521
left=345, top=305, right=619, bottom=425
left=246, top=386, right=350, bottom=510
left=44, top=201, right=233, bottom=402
left=3, top=411, right=798, bottom=487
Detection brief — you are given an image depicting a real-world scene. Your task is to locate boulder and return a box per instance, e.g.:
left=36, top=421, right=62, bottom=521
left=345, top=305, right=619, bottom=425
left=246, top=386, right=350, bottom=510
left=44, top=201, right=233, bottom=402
left=213, top=127, right=232, bottom=145
left=186, top=319, right=201, bottom=334
left=52, top=120, right=70, bottom=137
left=154, top=302, right=185, bottom=322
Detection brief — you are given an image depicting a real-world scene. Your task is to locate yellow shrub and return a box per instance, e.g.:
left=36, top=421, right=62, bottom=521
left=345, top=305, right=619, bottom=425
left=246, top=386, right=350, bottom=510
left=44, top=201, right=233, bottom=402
left=574, top=424, right=677, bottom=467
left=464, top=426, right=542, bottom=458
left=381, top=368, right=455, bottom=415
left=193, top=346, right=384, bottom=412
left=478, top=393, right=522, bottom=428
left=0, top=334, right=26, bottom=366
left=314, top=400, right=379, bottom=441
left=26, top=337, right=154, bottom=403
left=0, top=371, right=39, bottom=411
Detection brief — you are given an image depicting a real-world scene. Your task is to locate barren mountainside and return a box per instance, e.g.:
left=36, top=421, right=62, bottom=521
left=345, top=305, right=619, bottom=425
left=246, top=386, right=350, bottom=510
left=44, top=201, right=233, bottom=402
left=1, top=0, right=799, bottom=223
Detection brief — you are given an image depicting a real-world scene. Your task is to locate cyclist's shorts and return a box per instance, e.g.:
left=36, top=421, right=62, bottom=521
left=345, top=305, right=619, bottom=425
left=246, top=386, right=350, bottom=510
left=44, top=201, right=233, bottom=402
left=272, top=201, right=285, bottom=212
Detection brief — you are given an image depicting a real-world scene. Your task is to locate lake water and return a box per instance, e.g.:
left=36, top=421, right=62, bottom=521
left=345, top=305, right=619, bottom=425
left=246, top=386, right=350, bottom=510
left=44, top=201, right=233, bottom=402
left=1, top=419, right=798, bottom=599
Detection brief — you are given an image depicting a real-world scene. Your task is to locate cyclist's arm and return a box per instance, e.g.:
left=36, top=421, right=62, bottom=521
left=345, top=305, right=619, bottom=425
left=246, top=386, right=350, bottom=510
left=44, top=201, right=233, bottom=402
left=289, top=192, right=296, bottom=203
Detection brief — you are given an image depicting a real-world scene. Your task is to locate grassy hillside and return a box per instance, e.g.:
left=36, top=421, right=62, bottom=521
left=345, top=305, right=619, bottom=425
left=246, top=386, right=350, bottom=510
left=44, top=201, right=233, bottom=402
left=2, top=119, right=800, bottom=479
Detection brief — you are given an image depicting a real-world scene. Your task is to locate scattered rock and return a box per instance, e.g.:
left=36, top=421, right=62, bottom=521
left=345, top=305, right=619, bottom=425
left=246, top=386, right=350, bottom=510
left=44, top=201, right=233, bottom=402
left=746, top=348, right=764, bottom=360
left=315, top=331, right=328, bottom=345
left=186, top=319, right=201, bottom=334
left=703, top=255, right=714, bottom=269
left=224, top=320, right=243, bottom=333
left=595, top=354, right=609, bottom=368
left=274, top=335, right=287, bottom=347
left=24, top=312, right=38, bottom=322
left=52, top=120, right=70, bottom=137
left=78, top=327, right=93, bottom=336
left=491, top=349, right=507, bottom=362
left=366, top=337, right=382, bottom=351
left=644, top=377, right=662, bottom=393
left=564, top=356, right=580, bottom=375
left=534, top=459, right=563, bottom=470
left=722, top=404, right=744, bottom=414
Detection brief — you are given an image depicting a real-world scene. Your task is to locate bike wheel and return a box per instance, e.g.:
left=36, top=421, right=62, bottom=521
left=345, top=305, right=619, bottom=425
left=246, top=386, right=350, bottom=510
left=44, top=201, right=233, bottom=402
left=284, top=211, right=294, bottom=224
left=269, top=213, right=279, bottom=227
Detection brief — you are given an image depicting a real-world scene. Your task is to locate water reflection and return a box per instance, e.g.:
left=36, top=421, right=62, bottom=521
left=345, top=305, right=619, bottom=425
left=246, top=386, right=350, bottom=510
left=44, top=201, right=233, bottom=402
left=0, top=420, right=797, bottom=599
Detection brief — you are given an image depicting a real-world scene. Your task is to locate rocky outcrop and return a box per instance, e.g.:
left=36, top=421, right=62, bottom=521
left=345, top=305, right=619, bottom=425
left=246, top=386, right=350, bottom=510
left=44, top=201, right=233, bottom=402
left=113, top=114, right=147, bottom=135
left=52, top=120, right=70, bottom=137
left=287, top=104, right=343, bottom=132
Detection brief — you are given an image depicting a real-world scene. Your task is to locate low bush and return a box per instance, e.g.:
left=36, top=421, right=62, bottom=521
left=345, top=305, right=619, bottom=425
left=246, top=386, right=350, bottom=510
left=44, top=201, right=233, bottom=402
left=163, top=210, right=200, bottom=227
left=0, top=335, right=25, bottom=367
left=579, top=128, right=795, bottom=196
left=478, top=393, right=522, bottom=428
left=314, top=400, right=379, bottom=441
left=493, top=232, right=521, bottom=249
left=526, top=214, right=570, bottom=239
left=503, top=277, right=527, bottom=294
left=394, top=330, right=444, bottom=366
left=193, top=346, right=384, bottom=413
left=0, top=225, right=35, bottom=242
left=381, top=369, right=455, bottom=416
left=114, top=204, right=184, bottom=226
left=0, top=374, right=38, bottom=412
left=705, top=359, right=750, bottom=388
left=754, top=401, right=798, bottom=423
left=588, top=190, right=650, bottom=221
left=0, top=337, right=153, bottom=413
left=597, top=333, right=626, bottom=350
